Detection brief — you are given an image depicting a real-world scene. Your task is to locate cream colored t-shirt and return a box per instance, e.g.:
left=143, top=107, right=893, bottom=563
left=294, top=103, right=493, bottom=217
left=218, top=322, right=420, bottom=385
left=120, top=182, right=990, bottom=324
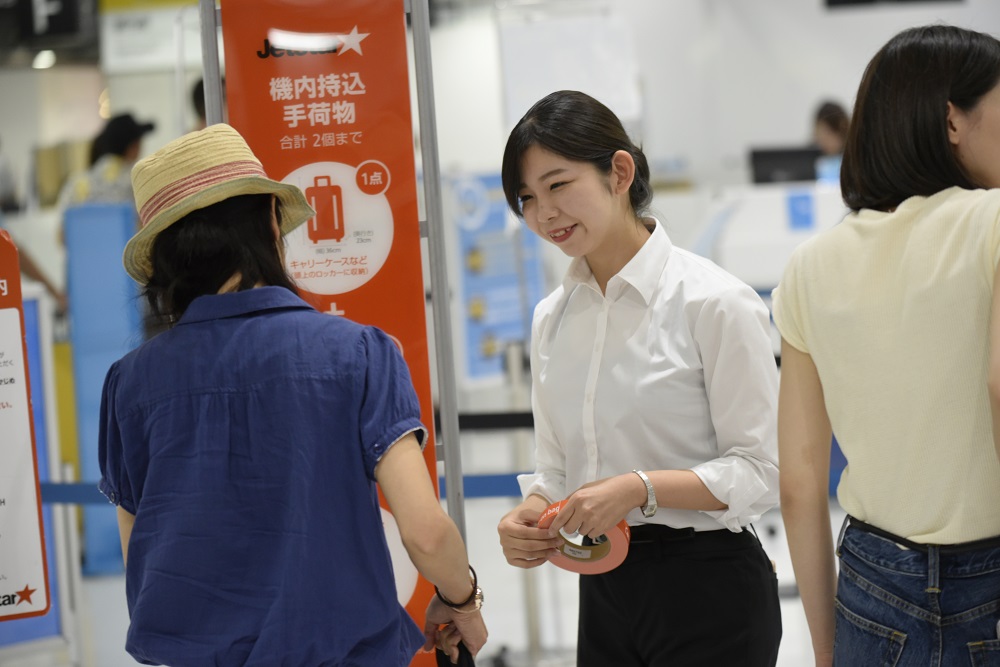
left=773, top=186, right=1000, bottom=544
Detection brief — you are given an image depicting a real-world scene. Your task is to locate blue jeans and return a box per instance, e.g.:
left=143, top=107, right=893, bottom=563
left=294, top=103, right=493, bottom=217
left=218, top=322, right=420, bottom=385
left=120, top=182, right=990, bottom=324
left=834, top=521, right=1000, bottom=666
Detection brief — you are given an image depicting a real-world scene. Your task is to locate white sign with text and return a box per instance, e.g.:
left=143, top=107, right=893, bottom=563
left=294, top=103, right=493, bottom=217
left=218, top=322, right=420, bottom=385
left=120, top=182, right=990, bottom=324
left=0, top=306, right=48, bottom=620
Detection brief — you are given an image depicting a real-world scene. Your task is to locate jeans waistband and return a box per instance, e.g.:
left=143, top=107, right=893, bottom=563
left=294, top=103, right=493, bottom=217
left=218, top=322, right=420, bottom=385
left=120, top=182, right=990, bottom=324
left=846, top=516, right=1000, bottom=555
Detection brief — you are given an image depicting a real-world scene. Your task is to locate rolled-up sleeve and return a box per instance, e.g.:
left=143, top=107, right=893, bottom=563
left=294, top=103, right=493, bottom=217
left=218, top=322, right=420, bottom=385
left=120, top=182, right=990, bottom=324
left=690, top=285, right=780, bottom=531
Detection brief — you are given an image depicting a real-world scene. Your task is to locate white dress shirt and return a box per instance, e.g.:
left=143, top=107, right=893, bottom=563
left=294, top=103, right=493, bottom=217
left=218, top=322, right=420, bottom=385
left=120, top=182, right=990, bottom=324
left=518, top=219, right=779, bottom=532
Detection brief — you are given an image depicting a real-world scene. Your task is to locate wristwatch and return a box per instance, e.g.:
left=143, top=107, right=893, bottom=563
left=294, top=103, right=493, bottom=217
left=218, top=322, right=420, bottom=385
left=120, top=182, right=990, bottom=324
left=435, top=566, right=484, bottom=613
left=449, top=585, right=484, bottom=614
left=633, top=469, right=658, bottom=518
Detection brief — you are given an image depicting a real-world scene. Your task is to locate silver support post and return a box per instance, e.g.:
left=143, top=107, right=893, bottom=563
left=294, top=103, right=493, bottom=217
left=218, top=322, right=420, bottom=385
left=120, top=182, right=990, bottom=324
left=173, top=8, right=188, bottom=136
left=506, top=343, right=542, bottom=660
left=410, top=0, right=466, bottom=540
left=198, top=0, right=224, bottom=126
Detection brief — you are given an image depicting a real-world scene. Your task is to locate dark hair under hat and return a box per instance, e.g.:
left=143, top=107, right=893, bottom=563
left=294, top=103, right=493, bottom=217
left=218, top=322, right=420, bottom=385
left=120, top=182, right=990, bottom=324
left=97, top=113, right=155, bottom=159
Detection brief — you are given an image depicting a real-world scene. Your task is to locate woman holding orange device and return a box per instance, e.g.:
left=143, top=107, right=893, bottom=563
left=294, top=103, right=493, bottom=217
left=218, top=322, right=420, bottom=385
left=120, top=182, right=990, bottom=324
left=496, top=90, right=782, bottom=666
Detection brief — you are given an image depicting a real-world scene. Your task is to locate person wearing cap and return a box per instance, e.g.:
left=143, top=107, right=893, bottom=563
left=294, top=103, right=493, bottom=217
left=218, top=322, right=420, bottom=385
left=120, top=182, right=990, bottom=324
left=97, top=124, right=487, bottom=666
left=58, top=113, right=156, bottom=209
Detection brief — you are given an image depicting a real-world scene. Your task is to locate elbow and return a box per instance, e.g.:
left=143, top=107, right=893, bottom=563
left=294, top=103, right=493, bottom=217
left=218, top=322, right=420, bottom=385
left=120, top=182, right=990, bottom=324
left=779, top=477, right=827, bottom=516
left=400, top=512, right=455, bottom=560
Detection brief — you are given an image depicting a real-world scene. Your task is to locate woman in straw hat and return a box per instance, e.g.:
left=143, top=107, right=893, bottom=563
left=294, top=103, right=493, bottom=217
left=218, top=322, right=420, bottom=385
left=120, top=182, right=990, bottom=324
left=98, top=124, right=486, bottom=666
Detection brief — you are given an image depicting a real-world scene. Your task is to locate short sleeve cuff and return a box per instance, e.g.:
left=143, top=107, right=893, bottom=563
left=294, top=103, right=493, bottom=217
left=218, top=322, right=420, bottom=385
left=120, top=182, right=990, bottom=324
left=771, top=285, right=809, bottom=353
left=98, top=477, right=135, bottom=514
left=366, top=418, right=427, bottom=477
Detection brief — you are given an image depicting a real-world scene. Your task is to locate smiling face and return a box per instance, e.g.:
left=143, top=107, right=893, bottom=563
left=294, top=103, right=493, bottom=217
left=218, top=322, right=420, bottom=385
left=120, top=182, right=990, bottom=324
left=950, top=81, right=1000, bottom=189
left=516, top=144, right=624, bottom=259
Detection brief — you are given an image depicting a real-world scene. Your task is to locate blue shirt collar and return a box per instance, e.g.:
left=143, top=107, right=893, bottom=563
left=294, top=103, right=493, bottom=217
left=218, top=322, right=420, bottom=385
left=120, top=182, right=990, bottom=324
left=177, top=286, right=314, bottom=326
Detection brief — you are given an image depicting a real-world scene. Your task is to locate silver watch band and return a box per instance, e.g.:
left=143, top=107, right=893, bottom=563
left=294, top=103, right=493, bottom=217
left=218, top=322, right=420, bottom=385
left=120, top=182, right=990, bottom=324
left=632, top=469, right=657, bottom=518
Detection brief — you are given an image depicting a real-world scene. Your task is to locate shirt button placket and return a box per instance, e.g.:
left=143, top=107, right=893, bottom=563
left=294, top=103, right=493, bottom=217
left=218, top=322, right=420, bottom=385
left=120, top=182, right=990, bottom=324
left=583, top=300, right=609, bottom=481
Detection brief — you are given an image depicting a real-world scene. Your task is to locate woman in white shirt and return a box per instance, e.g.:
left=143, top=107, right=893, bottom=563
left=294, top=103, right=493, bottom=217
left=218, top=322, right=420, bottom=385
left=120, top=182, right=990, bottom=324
left=496, top=90, right=782, bottom=666
left=774, top=25, right=1000, bottom=667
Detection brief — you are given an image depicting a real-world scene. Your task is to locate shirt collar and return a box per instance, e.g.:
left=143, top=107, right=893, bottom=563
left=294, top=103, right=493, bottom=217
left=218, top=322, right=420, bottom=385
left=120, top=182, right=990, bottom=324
left=176, top=286, right=315, bottom=325
left=561, top=217, right=673, bottom=305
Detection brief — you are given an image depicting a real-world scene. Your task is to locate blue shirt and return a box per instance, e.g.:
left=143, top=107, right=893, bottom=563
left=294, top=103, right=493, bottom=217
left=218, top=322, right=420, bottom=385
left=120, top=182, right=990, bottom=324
left=98, top=287, right=427, bottom=667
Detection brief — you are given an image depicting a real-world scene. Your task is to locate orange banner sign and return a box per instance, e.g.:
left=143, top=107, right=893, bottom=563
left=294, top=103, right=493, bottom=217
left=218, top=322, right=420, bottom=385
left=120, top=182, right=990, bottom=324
left=0, top=231, right=50, bottom=622
left=219, top=1, right=436, bottom=661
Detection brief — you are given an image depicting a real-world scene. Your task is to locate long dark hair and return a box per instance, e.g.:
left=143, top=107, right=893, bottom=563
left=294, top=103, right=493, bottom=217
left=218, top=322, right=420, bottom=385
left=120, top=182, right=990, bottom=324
left=501, top=90, right=652, bottom=217
left=842, top=25, right=1000, bottom=212
left=143, top=193, right=297, bottom=324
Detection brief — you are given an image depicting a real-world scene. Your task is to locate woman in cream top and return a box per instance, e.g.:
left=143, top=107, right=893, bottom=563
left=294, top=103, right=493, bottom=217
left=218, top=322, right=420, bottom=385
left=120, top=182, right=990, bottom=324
left=774, top=24, right=1000, bottom=667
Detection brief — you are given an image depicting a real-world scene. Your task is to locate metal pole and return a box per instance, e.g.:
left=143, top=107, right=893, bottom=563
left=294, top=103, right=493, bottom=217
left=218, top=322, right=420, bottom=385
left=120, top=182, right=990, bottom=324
left=410, top=0, right=467, bottom=540
left=198, top=0, right=224, bottom=126
left=174, top=7, right=190, bottom=136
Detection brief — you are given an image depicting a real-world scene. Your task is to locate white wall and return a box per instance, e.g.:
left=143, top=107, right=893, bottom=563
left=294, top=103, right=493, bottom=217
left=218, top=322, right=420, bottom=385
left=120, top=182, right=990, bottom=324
left=427, top=10, right=508, bottom=174
left=4, top=1, right=998, bottom=206
left=429, top=0, right=1000, bottom=185
left=0, top=67, right=106, bottom=205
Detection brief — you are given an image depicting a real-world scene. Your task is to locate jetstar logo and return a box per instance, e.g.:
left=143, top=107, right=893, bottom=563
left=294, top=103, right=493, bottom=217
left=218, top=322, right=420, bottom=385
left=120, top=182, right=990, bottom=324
left=0, top=583, right=37, bottom=607
left=257, top=26, right=369, bottom=59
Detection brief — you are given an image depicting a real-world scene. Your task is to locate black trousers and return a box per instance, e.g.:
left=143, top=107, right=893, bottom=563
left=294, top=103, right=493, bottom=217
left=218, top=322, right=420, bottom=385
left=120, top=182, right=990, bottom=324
left=577, top=525, right=781, bottom=667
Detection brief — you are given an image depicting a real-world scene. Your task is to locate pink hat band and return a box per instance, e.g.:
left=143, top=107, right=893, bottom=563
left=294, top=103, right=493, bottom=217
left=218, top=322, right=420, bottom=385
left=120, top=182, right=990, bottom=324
left=138, top=160, right=266, bottom=230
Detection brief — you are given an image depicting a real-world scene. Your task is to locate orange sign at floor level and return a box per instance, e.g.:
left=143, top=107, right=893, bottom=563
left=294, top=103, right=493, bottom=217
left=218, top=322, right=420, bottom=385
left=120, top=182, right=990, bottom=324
left=0, top=231, right=50, bottom=622
left=220, top=1, right=436, bottom=663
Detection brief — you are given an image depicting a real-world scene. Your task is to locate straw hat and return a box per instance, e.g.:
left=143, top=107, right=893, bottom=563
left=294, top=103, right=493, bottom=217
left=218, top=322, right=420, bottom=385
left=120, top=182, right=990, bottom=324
left=123, top=123, right=314, bottom=283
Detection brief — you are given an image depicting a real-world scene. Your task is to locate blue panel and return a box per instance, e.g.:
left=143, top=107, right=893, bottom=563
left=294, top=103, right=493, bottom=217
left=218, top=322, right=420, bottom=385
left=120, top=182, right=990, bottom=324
left=830, top=435, right=847, bottom=497
left=816, top=155, right=842, bottom=185
left=64, top=204, right=142, bottom=574
left=0, top=298, right=62, bottom=645
left=452, top=174, right=546, bottom=380
left=40, top=483, right=106, bottom=504
left=786, top=191, right=815, bottom=230
left=438, top=473, right=523, bottom=500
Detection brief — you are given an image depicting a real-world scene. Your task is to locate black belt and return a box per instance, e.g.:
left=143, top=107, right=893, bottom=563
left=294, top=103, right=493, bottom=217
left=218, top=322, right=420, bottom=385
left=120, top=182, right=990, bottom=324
left=629, top=523, right=704, bottom=544
left=847, top=516, right=1000, bottom=555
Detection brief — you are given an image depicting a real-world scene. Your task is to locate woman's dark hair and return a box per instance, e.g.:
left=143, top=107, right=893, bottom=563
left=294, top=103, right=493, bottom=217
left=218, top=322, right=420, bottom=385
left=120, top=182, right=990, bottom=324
left=501, top=90, right=652, bottom=217
left=143, top=193, right=297, bottom=324
left=89, top=134, right=109, bottom=167
left=842, top=25, right=1000, bottom=212
left=815, top=101, right=850, bottom=141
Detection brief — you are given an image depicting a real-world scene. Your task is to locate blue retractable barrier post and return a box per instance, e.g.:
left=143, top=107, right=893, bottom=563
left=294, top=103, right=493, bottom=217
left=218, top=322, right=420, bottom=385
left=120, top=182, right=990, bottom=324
left=64, top=203, right=143, bottom=574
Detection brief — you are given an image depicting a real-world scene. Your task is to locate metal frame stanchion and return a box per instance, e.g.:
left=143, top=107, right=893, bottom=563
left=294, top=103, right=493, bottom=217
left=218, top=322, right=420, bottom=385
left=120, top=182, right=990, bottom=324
left=505, top=343, right=543, bottom=662
left=410, top=0, right=467, bottom=540
left=198, top=0, right=224, bottom=127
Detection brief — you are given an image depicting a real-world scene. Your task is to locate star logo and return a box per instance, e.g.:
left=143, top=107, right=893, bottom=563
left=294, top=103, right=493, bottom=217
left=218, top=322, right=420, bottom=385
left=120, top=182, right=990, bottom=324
left=338, top=26, right=369, bottom=56
left=16, top=584, right=36, bottom=606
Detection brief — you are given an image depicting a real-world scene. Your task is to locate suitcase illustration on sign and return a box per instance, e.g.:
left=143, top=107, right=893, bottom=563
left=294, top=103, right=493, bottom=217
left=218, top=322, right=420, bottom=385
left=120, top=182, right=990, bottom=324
left=306, top=175, right=346, bottom=243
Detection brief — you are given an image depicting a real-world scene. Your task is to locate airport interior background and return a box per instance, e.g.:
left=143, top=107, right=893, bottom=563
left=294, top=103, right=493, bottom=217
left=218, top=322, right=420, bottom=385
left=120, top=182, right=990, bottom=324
left=2, top=0, right=999, bottom=665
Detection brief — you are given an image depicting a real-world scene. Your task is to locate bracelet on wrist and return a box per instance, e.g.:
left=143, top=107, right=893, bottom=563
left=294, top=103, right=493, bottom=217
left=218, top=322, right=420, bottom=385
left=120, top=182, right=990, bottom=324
left=435, top=565, right=480, bottom=610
